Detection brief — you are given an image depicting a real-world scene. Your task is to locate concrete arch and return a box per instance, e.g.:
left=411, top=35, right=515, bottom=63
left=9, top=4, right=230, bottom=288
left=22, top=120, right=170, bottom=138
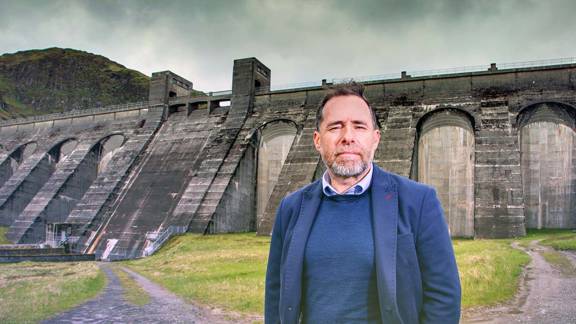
left=517, top=101, right=576, bottom=130
left=252, top=118, right=301, bottom=136
left=0, top=141, right=37, bottom=189
left=518, top=102, right=576, bottom=229
left=414, top=108, right=475, bottom=237
left=41, top=134, right=126, bottom=228
left=256, top=119, right=298, bottom=227
left=49, top=138, right=79, bottom=163
left=416, top=108, right=476, bottom=135
left=93, top=134, right=126, bottom=173
left=0, top=138, right=78, bottom=226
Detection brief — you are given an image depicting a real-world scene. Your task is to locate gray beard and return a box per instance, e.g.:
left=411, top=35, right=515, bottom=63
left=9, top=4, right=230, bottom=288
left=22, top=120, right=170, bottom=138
left=328, top=159, right=369, bottom=178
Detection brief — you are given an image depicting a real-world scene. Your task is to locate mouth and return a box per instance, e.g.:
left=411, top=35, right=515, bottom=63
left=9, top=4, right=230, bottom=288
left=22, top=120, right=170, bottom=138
left=336, top=152, right=361, bottom=158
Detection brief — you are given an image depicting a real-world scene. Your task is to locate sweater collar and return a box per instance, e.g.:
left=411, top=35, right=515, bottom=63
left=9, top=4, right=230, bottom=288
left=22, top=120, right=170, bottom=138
left=321, top=164, right=373, bottom=196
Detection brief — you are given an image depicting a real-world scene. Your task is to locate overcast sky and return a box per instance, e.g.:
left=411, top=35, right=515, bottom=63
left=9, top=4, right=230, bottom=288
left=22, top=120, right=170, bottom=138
left=1, top=0, right=575, bottom=92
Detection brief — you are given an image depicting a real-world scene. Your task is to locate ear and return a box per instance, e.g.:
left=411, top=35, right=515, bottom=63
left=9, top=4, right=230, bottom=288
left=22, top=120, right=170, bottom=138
left=313, top=130, right=322, bottom=152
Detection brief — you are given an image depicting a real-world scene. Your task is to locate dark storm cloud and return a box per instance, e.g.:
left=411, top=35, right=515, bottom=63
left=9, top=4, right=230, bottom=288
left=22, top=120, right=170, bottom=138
left=1, top=0, right=576, bottom=91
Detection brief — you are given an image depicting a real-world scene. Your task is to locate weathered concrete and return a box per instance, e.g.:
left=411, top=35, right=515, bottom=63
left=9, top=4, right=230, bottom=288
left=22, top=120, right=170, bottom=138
left=256, top=121, right=297, bottom=227
left=519, top=101, right=576, bottom=229
left=149, top=70, right=194, bottom=104
left=417, top=110, right=475, bottom=237
left=85, top=107, right=225, bottom=260
left=2, top=58, right=576, bottom=258
left=0, top=254, right=95, bottom=263
left=0, top=104, right=162, bottom=248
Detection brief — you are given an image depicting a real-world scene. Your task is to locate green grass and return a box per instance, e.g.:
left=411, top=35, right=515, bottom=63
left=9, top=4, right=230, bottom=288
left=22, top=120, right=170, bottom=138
left=0, top=226, right=10, bottom=244
left=539, top=230, right=576, bottom=251
left=0, top=261, right=106, bottom=323
left=454, top=239, right=530, bottom=308
left=543, top=237, right=576, bottom=250
left=124, top=233, right=269, bottom=315
left=124, top=233, right=531, bottom=316
left=512, top=229, right=576, bottom=250
left=111, top=266, right=151, bottom=306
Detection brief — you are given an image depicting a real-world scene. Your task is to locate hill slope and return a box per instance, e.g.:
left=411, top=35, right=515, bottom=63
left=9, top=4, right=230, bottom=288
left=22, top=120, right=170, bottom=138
left=0, top=48, right=149, bottom=120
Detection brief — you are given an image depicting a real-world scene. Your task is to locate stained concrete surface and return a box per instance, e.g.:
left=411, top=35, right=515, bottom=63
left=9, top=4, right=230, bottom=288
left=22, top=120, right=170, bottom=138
left=4, top=59, right=576, bottom=255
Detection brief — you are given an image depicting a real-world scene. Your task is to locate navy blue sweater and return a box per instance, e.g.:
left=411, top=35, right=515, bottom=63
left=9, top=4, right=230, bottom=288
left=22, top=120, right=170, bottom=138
left=302, top=190, right=381, bottom=323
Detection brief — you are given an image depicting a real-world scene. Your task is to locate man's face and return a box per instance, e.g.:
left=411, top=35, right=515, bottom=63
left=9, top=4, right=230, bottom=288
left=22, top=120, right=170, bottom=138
left=313, top=95, right=381, bottom=178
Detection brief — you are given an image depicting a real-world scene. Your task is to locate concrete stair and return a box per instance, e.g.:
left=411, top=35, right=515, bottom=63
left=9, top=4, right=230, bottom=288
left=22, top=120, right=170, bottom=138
left=87, top=108, right=226, bottom=260
left=170, top=94, right=254, bottom=232
left=7, top=143, right=93, bottom=243
left=376, top=106, right=416, bottom=177
left=0, top=151, right=56, bottom=227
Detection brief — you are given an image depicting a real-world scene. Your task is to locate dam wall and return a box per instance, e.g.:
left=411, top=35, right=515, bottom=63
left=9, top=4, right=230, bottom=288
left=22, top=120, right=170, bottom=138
left=1, top=58, right=576, bottom=259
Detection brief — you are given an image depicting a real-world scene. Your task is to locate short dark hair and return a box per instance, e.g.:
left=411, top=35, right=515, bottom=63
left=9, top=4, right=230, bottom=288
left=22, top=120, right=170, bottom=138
left=315, top=81, right=380, bottom=131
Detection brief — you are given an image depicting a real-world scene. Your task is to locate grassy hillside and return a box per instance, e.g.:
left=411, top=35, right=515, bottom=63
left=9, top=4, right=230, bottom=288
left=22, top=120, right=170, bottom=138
left=0, top=48, right=150, bottom=120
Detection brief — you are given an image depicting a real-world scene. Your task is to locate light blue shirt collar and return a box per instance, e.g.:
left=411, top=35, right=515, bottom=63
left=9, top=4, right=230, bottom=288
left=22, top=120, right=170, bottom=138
left=322, top=165, right=373, bottom=196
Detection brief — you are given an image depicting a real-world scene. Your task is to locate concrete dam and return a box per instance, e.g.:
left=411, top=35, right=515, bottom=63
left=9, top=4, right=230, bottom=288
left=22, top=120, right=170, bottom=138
left=1, top=57, right=575, bottom=260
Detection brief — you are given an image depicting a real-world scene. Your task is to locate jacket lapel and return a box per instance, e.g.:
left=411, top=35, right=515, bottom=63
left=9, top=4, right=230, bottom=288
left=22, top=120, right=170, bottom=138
left=371, top=165, right=400, bottom=319
left=282, top=181, right=322, bottom=314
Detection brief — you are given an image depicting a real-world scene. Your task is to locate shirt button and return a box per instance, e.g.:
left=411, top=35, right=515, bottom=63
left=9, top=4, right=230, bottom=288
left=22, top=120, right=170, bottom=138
left=288, top=307, right=293, bottom=311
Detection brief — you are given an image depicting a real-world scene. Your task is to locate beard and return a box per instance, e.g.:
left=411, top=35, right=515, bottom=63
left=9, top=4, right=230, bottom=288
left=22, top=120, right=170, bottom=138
left=325, top=156, right=369, bottom=178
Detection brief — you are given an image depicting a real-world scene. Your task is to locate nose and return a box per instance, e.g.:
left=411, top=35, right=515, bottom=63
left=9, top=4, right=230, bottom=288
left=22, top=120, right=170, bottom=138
left=340, top=124, right=356, bottom=144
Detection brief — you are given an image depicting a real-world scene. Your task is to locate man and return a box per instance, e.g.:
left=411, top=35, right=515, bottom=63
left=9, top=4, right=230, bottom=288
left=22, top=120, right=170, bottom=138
left=265, top=82, right=461, bottom=324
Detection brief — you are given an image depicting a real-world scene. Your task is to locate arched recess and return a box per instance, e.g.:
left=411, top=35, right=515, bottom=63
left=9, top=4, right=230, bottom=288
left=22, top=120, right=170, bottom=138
left=44, top=134, right=125, bottom=232
left=47, top=134, right=125, bottom=222
left=0, top=142, right=37, bottom=189
left=518, top=102, right=576, bottom=229
left=98, top=134, right=125, bottom=173
left=415, top=109, right=475, bottom=237
left=0, top=138, right=78, bottom=226
left=256, top=120, right=298, bottom=226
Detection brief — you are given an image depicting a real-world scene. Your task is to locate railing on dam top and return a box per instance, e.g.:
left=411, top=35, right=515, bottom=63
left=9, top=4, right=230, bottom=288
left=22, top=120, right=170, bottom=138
left=0, top=101, right=152, bottom=127
left=253, top=56, right=576, bottom=94
left=2, top=57, right=575, bottom=124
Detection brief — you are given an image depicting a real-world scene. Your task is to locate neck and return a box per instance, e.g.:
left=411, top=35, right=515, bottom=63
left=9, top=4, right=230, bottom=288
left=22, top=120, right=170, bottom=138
left=328, top=164, right=371, bottom=194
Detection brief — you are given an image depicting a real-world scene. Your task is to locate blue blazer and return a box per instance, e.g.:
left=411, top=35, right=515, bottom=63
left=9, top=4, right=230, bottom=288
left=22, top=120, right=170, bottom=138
left=265, top=165, right=461, bottom=324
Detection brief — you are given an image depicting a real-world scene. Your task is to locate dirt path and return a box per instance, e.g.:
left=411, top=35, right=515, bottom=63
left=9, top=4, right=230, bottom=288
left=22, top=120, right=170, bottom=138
left=42, top=263, right=255, bottom=324
left=463, top=241, right=576, bottom=324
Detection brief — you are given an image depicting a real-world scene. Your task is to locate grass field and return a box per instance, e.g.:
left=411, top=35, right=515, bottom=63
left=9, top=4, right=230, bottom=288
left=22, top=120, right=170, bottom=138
left=0, top=226, right=10, bottom=244
left=539, top=231, right=576, bottom=251
left=0, top=261, right=106, bottom=323
left=515, top=229, right=576, bottom=249
left=124, top=233, right=269, bottom=314
left=0, top=229, right=571, bottom=321
left=124, top=233, right=531, bottom=316
left=453, top=239, right=530, bottom=308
